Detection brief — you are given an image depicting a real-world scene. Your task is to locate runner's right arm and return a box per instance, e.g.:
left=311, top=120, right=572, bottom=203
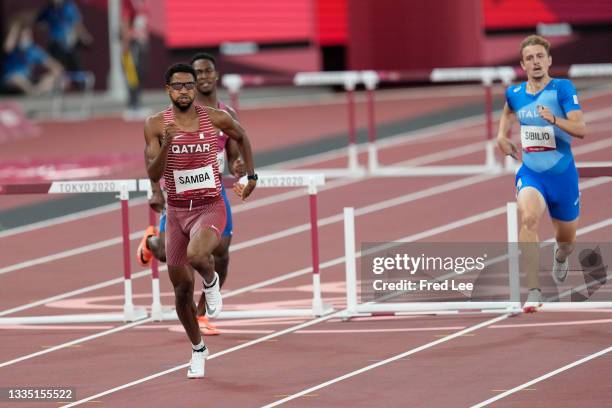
left=144, top=114, right=179, bottom=182
left=142, top=148, right=165, bottom=212
left=496, top=103, right=519, bottom=159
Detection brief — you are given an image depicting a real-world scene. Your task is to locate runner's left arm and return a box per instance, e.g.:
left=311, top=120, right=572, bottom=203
left=538, top=106, right=586, bottom=139
left=224, top=107, right=246, bottom=177
left=207, top=107, right=256, bottom=199
left=538, top=80, right=586, bottom=139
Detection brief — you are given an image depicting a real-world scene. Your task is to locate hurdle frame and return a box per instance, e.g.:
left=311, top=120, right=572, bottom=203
left=366, top=67, right=515, bottom=177
left=0, top=179, right=148, bottom=325
left=341, top=206, right=521, bottom=319
left=0, top=173, right=337, bottom=325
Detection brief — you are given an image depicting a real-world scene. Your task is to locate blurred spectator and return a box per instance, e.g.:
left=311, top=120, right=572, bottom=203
left=1, top=21, right=63, bottom=95
left=121, top=0, right=150, bottom=118
left=36, top=0, right=93, bottom=72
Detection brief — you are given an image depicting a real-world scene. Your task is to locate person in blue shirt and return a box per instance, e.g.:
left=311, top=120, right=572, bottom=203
left=36, top=0, right=93, bottom=72
left=2, top=22, right=63, bottom=95
left=497, top=35, right=587, bottom=313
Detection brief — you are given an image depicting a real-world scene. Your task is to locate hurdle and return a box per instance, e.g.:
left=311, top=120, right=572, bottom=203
left=140, top=172, right=335, bottom=321
left=223, top=72, right=369, bottom=178
left=366, top=67, right=516, bottom=176
left=1, top=172, right=335, bottom=325
left=340, top=206, right=520, bottom=319
left=0, top=180, right=148, bottom=325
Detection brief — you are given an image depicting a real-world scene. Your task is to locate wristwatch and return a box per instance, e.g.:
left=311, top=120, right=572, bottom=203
left=247, top=173, right=258, bottom=181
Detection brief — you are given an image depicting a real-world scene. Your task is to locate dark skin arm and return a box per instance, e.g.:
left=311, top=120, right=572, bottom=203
left=143, top=149, right=165, bottom=212
left=205, top=106, right=256, bottom=200
left=144, top=113, right=180, bottom=183
left=224, top=107, right=245, bottom=177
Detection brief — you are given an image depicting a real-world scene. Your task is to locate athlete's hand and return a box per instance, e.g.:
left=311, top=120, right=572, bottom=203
left=149, top=189, right=165, bottom=213
left=230, top=158, right=246, bottom=177
left=497, top=136, right=519, bottom=160
left=241, top=179, right=257, bottom=200
left=537, top=105, right=556, bottom=125
left=162, top=122, right=180, bottom=146
left=232, top=179, right=257, bottom=201
left=232, top=182, right=244, bottom=198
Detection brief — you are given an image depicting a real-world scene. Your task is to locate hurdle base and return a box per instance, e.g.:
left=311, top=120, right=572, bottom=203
left=539, top=302, right=612, bottom=311
left=339, top=302, right=520, bottom=320
left=158, top=308, right=322, bottom=320
left=313, top=302, right=335, bottom=317
left=0, top=309, right=148, bottom=325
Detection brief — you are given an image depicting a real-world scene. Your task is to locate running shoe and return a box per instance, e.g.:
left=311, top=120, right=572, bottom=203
left=187, top=346, right=209, bottom=379
left=197, top=315, right=220, bottom=336
left=203, top=272, right=223, bottom=318
left=523, top=288, right=543, bottom=313
left=136, top=226, right=157, bottom=266
left=552, top=242, right=569, bottom=284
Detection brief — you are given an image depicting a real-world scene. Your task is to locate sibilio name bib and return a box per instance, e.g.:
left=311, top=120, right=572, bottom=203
left=520, top=125, right=556, bottom=152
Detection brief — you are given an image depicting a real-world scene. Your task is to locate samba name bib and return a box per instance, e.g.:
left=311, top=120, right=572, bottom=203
left=173, top=165, right=216, bottom=194
left=520, top=125, right=556, bottom=152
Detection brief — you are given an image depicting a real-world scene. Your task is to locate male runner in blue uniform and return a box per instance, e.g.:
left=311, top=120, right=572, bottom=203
left=497, top=35, right=586, bottom=312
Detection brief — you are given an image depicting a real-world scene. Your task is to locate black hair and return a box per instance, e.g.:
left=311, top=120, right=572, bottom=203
left=164, top=63, right=196, bottom=84
left=190, top=52, right=217, bottom=68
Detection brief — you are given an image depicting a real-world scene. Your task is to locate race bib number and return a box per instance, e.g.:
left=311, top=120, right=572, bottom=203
left=216, top=152, right=226, bottom=174
left=520, top=125, right=556, bottom=152
left=173, top=165, right=216, bottom=194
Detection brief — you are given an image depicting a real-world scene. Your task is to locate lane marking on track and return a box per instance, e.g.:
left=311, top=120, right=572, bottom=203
left=59, top=312, right=343, bottom=408
left=471, top=346, right=612, bottom=408
left=261, top=314, right=510, bottom=408
left=0, top=317, right=152, bottom=368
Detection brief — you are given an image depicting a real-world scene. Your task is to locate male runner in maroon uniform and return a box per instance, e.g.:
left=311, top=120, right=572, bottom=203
left=144, top=63, right=256, bottom=378
left=137, top=53, right=245, bottom=335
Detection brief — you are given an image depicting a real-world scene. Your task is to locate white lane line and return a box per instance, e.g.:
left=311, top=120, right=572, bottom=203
left=3, top=176, right=610, bottom=318
left=0, top=196, right=148, bottom=239
left=59, top=311, right=343, bottom=408
left=261, top=314, right=510, bottom=408
left=0, top=234, right=137, bottom=275
left=470, top=346, right=612, bottom=408
left=0, top=317, right=153, bottom=368
left=0, top=271, right=150, bottom=317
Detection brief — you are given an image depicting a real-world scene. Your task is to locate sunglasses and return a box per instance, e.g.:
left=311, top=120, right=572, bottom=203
left=169, top=82, right=195, bottom=90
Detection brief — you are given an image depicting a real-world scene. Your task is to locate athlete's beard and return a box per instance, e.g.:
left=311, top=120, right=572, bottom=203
left=172, top=98, right=193, bottom=112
